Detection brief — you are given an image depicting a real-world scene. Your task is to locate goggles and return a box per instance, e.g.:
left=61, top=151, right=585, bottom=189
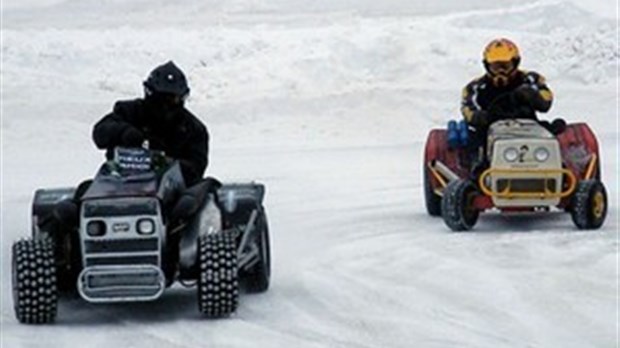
left=487, top=61, right=516, bottom=75
left=146, top=90, right=188, bottom=106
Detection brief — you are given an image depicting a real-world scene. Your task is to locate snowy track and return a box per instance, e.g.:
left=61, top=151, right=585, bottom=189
left=1, top=1, right=618, bottom=347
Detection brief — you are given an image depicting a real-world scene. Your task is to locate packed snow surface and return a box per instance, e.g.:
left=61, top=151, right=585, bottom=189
left=1, top=0, right=618, bottom=347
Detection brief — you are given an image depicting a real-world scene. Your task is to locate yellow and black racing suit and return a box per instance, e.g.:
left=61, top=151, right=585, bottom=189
left=461, top=70, right=553, bottom=131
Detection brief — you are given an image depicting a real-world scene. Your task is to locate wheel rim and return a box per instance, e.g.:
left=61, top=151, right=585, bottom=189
left=463, top=189, right=479, bottom=224
left=592, top=190, right=605, bottom=219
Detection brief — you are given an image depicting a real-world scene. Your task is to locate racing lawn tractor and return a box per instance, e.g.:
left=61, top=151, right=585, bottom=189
left=12, top=147, right=270, bottom=324
left=424, top=114, right=607, bottom=232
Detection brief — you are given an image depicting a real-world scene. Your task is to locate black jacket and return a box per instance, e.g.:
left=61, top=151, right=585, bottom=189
left=461, top=70, right=553, bottom=128
left=92, top=99, right=209, bottom=186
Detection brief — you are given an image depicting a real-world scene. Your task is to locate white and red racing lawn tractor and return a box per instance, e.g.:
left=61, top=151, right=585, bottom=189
left=424, top=119, right=607, bottom=231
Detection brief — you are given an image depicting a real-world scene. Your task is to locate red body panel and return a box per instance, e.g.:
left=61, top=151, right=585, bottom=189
left=557, top=123, right=600, bottom=177
left=556, top=123, right=600, bottom=207
left=423, top=129, right=470, bottom=181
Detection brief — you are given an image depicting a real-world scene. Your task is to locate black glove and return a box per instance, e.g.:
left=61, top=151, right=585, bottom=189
left=470, top=110, right=489, bottom=127
left=514, top=85, right=538, bottom=106
left=550, top=118, right=567, bottom=134
left=120, top=126, right=144, bottom=147
left=539, top=118, right=567, bottom=135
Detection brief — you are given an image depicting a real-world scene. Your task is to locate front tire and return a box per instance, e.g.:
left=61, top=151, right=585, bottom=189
left=441, top=179, right=479, bottom=231
left=12, top=238, right=58, bottom=324
left=197, top=232, right=239, bottom=317
left=570, top=180, right=607, bottom=230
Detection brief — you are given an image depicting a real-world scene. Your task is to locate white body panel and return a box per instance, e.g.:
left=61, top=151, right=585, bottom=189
left=486, top=120, right=563, bottom=207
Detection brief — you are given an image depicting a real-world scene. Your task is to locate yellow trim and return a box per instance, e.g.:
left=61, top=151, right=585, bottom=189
left=540, top=89, right=553, bottom=102
left=592, top=191, right=605, bottom=219
left=462, top=107, right=474, bottom=122
left=584, top=154, right=598, bottom=180
left=427, top=163, right=448, bottom=189
left=478, top=168, right=577, bottom=199
left=484, top=39, right=519, bottom=63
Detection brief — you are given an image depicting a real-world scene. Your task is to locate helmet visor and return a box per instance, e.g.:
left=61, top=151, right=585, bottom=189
left=487, top=61, right=516, bottom=75
left=146, top=89, right=188, bottom=107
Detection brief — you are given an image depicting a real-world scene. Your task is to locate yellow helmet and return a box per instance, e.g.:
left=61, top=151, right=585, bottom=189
left=482, top=38, right=521, bottom=86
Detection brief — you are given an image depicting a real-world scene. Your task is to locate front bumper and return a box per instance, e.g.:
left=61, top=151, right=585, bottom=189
left=78, top=265, right=165, bottom=303
left=478, top=167, right=576, bottom=207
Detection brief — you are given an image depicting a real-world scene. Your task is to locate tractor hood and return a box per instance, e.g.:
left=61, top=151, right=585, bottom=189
left=488, top=119, right=554, bottom=142
left=487, top=119, right=556, bottom=159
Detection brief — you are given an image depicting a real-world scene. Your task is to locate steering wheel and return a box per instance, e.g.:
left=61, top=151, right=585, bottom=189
left=486, top=91, right=525, bottom=120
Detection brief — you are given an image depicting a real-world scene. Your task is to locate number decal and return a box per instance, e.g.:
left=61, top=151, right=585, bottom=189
left=519, top=145, right=529, bottom=162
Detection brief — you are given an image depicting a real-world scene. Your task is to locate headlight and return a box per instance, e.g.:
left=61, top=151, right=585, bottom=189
left=503, top=147, right=519, bottom=162
left=137, top=218, right=155, bottom=235
left=534, top=147, right=550, bottom=162
left=86, top=221, right=106, bottom=237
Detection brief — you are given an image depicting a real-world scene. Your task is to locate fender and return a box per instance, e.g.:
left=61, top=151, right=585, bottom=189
left=32, top=187, right=77, bottom=238
left=178, top=182, right=266, bottom=279
left=558, top=123, right=601, bottom=179
left=424, top=129, right=469, bottom=193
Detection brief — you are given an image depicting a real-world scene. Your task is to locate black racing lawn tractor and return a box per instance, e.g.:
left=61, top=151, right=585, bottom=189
left=12, top=147, right=270, bottom=324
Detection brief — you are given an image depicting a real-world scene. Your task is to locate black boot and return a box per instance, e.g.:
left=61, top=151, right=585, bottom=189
left=539, top=118, right=567, bottom=135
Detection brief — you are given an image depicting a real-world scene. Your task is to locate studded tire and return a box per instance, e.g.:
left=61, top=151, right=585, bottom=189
left=441, top=179, right=480, bottom=231
left=242, top=210, right=271, bottom=293
left=197, top=232, right=239, bottom=317
left=12, top=238, right=58, bottom=324
left=570, top=180, right=607, bottom=230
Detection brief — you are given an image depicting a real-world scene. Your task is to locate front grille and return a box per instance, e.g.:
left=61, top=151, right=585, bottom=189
left=497, top=178, right=556, bottom=193
left=87, top=271, right=161, bottom=288
left=85, top=238, right=158, bottom=253
left=78, top=265, right=165, bottom=302
left=85, top=255, right=158, bottom=267
left=83, top=201, right=158, bottom=217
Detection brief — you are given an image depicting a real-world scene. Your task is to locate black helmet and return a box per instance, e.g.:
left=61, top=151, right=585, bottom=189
left=143, top=61, right=190, bottom=100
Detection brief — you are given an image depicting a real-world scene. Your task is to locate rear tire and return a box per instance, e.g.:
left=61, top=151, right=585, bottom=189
left=197, top=232, right=239, bottom=317
left=242, top=210, right=271, bottom=293
left=424, top=166, right=442, bottom=217
left=12, top=238, right=58, bottom=324
left=441, top=179, right=479, bottom=231
left=570, top=180, right=607, bottom=230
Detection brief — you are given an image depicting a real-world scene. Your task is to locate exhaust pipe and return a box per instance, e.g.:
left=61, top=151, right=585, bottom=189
left=430, top=159, right=461, bottom=183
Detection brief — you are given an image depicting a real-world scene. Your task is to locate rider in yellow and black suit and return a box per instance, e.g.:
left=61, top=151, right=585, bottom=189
left=461, top=38, right=566, bottom=173
left=460, top=38, right=565, bottom=170
left=461, top=38, right=561, bottom=135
